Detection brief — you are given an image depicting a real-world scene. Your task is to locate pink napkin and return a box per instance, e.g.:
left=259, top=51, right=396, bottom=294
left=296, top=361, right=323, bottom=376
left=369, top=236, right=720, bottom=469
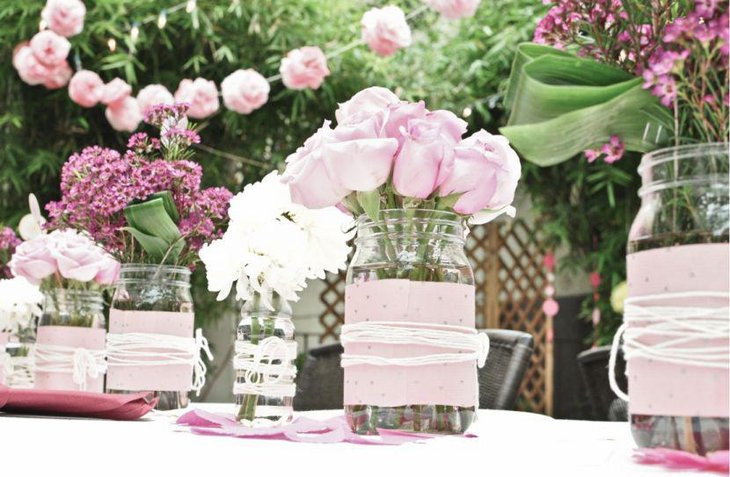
left=634, top=448, right=730, bottom=474
left=0, top=385, right=157, bottom=420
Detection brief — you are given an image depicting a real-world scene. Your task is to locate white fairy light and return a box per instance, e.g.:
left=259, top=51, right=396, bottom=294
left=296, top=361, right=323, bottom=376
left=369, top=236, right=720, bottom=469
left=108, top=38, right=117, bottom=52
left=130, top=23, right=140, bottom=41
left=157, top=10, right=168, bottom=29
left=462, top=106, right=472, bottom=118
left=186, top=0, right=197, bottom=13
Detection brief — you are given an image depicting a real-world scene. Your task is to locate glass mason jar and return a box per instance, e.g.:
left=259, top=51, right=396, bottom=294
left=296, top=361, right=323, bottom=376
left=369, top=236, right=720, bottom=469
left=40, top=289, right=105, bottom=328
left=109, top=264, right=194, bottom=410
left=234, top=291, right=296, bottom=425
left=627, top=143, right=729, bottom=454
left=345, top=209, right=476, bottom=435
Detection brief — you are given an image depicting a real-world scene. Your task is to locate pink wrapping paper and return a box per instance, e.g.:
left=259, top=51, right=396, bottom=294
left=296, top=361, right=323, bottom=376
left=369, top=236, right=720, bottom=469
left=106, top=310, right=194, bottom=392
left=344, top=279, right=477, bottom=407
left=626, top=243, right=729, bottom=417
left=0, top=332, right=8, bottom=385
left=34, top=326, right=106, bottom=392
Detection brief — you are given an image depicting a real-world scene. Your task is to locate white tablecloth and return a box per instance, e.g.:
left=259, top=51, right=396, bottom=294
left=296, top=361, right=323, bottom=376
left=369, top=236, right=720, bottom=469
left=0, top=405, right=703, bottom=476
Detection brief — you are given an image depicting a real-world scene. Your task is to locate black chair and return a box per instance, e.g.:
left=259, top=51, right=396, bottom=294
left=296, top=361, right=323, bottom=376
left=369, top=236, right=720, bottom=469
left=577, top=345, right=628, bottom=421
left=294, top=329, right=534, bottom=411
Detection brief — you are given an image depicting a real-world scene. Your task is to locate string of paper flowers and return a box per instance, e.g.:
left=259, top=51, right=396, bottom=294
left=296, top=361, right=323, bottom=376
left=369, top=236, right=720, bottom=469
left=12, top=0, right=481, bottom=132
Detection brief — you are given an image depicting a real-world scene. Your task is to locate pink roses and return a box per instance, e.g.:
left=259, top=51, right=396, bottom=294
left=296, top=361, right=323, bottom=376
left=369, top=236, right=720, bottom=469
left=100, top=78, right=142, bottom=132
left=280, top=47, right=330, bottom=90
left=221, top=69, right=270, bottom=114
left=283, top=87, right=521, bottom=221
left=10, top=229, right=120, bottom=286
left=361, top=6, right=412, bottom=56
left=13, top=31, right=72, bottom=89
left=41, top=0, right=86, bottom=38
left=175, top=78, right=220, bottom=119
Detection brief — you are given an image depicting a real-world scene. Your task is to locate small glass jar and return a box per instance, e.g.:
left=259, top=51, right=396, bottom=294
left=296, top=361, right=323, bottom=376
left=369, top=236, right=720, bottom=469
left=40, top=289, right=105, bottom=328
left=108, top=264, right=194, bottom=410
left=234, top=291, right=296, bottom=425
left=627, top=143, right=729, bottom=454
left=345, top=209, right=476, bottom=435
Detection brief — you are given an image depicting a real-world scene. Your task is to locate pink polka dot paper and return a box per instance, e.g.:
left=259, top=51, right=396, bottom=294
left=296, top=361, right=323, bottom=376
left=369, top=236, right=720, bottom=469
left=35, top=326, right=106, bottom=392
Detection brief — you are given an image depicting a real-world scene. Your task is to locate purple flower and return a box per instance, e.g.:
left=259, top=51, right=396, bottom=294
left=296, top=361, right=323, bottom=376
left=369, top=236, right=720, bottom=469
left=144, top=102, right=191, bottom=128
left=696, top=0, right=718, bottom=18
left=0, top=227, right=21, bottom=278
left=162, top=127, right=201, bottom=147
left=652, top=75, right=678, bottom=107
left=601, top=135, right=625, bottom=164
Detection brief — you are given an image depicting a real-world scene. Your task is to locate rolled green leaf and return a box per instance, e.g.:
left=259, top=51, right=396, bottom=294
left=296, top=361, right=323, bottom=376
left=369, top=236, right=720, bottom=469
left=124, top=196, right=184, bottom=263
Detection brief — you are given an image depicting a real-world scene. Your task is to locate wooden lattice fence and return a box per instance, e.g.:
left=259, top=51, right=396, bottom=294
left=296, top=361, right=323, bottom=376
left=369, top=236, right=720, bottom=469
left=318, top=218, right=552, bottom=415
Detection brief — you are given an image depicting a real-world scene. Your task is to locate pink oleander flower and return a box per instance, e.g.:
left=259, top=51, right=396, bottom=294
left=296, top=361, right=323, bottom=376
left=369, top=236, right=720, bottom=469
left=68, top=70, right=104, bottom=107
left=221, top=69, right=270, bottom=114
left=136, top=84, right=174, bottom=114
left=280, top=46, right=330, bottom=90
left=29, top=30, right=71, bottom=66
left=105, top=96, right=142, bottom=132
left=438, top=130, right=521, bottom=215
left=174, top=78, right=219, bottom=119
left=13, top=44, right=51, bottom=86
left=41, top=0, right=86, bottom=38
left=361, top=6, right=412, bottom=57
left=425, top=0, right=481, bottom=19
left=48, top=229, right=119, bottom=284
left=43, top=60, right=72, bottom=89
left=101, top=78, right=132, bottom=107
left=9, top=234, right=57, bottom=285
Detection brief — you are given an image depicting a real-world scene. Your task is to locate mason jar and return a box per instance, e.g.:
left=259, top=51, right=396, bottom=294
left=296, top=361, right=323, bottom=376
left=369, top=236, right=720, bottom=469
left=34, top=289, right=106, bottom=391
left=626, top=143, right=729, bottom=454
left=344, top=209, right=477, bottom=435
left=107, top=264, right=195, bottom=410
left=234, top=291, right=296, bottom=425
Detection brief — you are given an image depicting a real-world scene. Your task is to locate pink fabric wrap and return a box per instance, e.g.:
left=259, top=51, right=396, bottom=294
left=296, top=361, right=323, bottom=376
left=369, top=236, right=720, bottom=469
left=106, top=310, right=194, bottom=392
left=344, top=279, right=477, bottom=407
left=34, top=326, right=106, bottom=392
left=0, top=332, right=8, bottom=385
left=626, top=243, right=729, bottom=417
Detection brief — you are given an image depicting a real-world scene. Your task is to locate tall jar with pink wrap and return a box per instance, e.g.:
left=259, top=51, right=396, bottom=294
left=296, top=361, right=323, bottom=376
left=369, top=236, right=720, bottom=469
left=344, top=209, right=478, bottom=435
left=622, top=143, right=729, bottom=454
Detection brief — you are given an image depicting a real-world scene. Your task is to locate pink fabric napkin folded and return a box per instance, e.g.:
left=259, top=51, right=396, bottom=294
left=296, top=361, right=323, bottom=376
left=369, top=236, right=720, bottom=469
left=0, top=385, right=158, bottom=420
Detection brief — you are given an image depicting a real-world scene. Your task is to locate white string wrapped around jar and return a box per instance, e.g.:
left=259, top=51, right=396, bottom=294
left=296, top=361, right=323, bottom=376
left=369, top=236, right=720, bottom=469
left=33, top=343, right=107, bottom=391
left=340, top=321, right=490, bottom=368
left=609, top=291, right=730, bottom=402
left=6, top=356, right=34, bottom=388
left=232, top=336, right=297, bottom=398
left=106, top=328, right=213, bottom=395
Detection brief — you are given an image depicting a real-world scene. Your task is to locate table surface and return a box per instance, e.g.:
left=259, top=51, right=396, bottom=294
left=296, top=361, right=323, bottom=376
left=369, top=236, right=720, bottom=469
left=0, top=405, right=703, bottom=477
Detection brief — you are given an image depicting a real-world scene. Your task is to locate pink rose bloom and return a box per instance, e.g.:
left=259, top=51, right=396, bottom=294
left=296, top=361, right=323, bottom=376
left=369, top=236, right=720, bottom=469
left=221, top=69, right=270, bottom=114
left=68, top=70, right=104, bottom=107
left=438, top=130, right=521, bottom=215
left=13, top=45, right=51, bottom=85
left=174, top=78, right=220, bottom=119
left=94, top=254, right=121, bottom=285
left=383, top=100, right=428, bottom=147
left=361, top=6, right=412, bottom=56
left=279, top=46, right=330, bottom=90
left=105, top=96, right=142, bottom=132
left=335, top=86, right=400, bottom=125
left=392, top=110, right=467, bottom=199
left=101, top=78, right=132, bottom=107
left=43, top=60, right=72, bottom=89
left=41, top=0, right=86, bottom=37
left=425, top=0, right=481, bottom=19
left=136, top=84, right=174, bottom=114
left=29, top=30, right=71, bottom=66
left=49, top=230, right=119, bottom=283
left=9, top=235, right=58, bottom=285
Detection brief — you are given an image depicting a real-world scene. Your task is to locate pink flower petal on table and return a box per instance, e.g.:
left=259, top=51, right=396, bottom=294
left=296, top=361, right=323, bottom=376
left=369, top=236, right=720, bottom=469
left=634, top=448, right=730, bottom=473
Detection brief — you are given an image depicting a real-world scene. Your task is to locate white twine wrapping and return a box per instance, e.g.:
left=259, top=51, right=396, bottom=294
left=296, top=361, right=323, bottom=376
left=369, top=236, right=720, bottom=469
left=0, top=352, right=11, bottom=385
left=609, top=291, right=730, bottom=402
left=106, top=328, right=213, bottom=395
left=232, top=336, right=297, bottom=398
left=5, top=356, right=34, bottom=389
left=340, top=321, right=490, bottom=368
left=33, top=344, right=107, bottom=391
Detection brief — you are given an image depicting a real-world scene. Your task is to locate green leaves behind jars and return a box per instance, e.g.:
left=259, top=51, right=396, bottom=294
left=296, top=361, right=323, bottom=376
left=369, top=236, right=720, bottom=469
left=123, top=191, right=184, bottom=264
left=499, top=43, right=674, bottom=167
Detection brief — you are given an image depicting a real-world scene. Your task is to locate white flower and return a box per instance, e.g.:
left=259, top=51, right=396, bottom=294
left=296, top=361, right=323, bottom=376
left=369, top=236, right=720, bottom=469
left=0, top=277, right=43, bottom=332
left=227, top=171, right=292, bottom=233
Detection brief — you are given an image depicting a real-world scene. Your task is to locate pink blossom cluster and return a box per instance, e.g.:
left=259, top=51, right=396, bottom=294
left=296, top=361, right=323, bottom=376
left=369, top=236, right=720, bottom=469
left=584, top=136, right=626, bottom=164
left=0, top=227, right=22, bottom=279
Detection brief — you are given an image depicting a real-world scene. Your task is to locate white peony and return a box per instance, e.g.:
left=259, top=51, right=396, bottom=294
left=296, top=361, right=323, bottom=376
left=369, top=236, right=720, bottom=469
left=0, top=277, right=43, bottom=332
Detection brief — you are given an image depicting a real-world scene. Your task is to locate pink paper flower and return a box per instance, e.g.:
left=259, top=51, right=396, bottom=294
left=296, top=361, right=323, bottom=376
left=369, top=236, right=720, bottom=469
left=13, top=44, right=51, bottom=86
left=174, top=78, right=220, bottom=119
left=49, top=229, right=119, bottom=283
left=136, top=84, right=174, bottom=114
left=9, top=234, right=58, bottom=285
left=41, top=0, right=86, bottom=38
left=221, top=69, right=270, bottom=114
left=101, top=78, right=132, bottom=107
left=105, top=96, right=142, bottom=132
left=361, top=6, right=412, bottom=57
left=68, top=70, right=104, bottom=108
left=43, top=60, right=72, bottom=89
left=438, top=130, right=521, bottom=215
left=29, top=30, right=71, bottom=66
left=335, top=86, right=400, bottom=125
left=279, top=46, right=330, bottom=90
left=425, top=0, right=481, bottom=19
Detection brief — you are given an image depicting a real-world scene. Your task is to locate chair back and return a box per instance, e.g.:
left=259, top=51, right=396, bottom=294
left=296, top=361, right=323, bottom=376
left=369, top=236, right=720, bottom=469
left=577, top=345, right=627, bottom=420
left=478, top=329, right=534, bottom=410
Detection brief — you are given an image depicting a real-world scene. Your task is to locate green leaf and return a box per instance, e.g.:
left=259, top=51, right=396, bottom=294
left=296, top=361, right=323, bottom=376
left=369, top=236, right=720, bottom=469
left=147, top=191, right=180, bottom=223
left=500, top=43, right=673, bottom=166
left=121, top=227, right=170, bottom=262
left=124, top=197, right=184, bottom=263
left=357, top=190, right=381, bottom=222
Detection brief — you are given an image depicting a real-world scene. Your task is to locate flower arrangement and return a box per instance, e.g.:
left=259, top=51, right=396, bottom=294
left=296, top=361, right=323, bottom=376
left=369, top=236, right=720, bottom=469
left=0, top=227, right=21, bottom=279
left=46, top=103, right=232, bottom=267
left=0, top=277, right=43, bottom=334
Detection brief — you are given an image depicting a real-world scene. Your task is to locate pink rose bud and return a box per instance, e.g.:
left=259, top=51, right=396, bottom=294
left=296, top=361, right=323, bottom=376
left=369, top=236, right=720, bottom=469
left=174, top=78, right=220, bottom=119
left=425, top=0, right=481, bottom=19
left=68, top=70, right=104, bottom=108
left=382, top=101, right=428, bottom=147
left=221, top=69, right=270, bottom=114
left=279, top=46, right=330, bottom=90
left=361, top=6, right=412, bottom=56
left=41, top=0, right=86, bottom=38
left=105, top=96, right=142, bottom=132
left=101, top=78, right=132, bottom=107
left=43, top=60, right=72, bottom=89
left=13, top=45, right=52, bottom=86
left=438, top=130, right=521, bottom=215
left=335, top=86, right=400, bottom=125
left=9, top=234, right=58, bottom=285
left=48, top=230, right=115, bottom=283
left=29, top=30, right=71, bottom=67
left=136, top=84, right=174, bottom=114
